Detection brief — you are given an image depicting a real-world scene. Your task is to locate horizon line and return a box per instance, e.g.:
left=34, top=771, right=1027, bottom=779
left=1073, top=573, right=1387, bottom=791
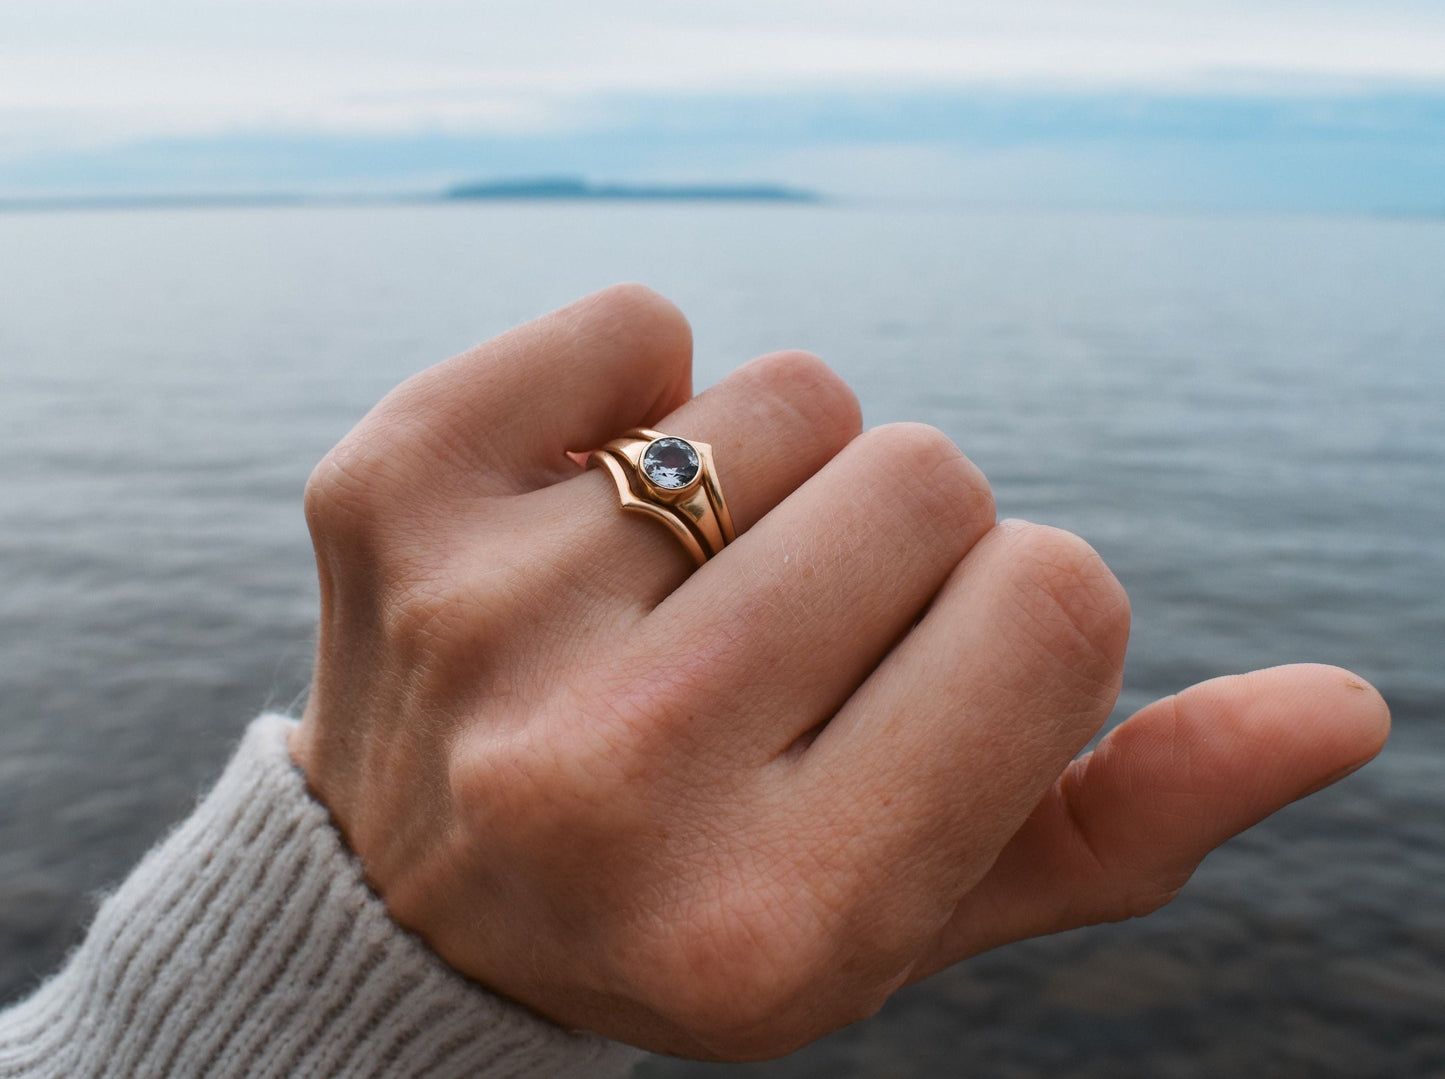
left=2, top=189, right=1442, bottom=222
left=0, top=177, right=827, bottom=213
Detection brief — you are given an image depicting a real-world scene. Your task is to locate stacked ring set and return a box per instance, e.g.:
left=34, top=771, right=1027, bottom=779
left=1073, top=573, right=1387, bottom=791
left=587, top=428, right=736, bottom=566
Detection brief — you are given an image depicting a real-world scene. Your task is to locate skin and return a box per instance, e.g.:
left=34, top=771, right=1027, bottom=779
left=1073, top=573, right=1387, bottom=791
left=288, top=283, right=1391, bottom=1061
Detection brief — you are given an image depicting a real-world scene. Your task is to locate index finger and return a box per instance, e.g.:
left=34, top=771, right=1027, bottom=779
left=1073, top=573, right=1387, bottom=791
left=345, top=283, right=694, bottom=496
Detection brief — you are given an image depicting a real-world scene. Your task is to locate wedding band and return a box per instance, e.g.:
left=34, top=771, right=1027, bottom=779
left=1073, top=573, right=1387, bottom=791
left=587, top=427, right=736, bottom=565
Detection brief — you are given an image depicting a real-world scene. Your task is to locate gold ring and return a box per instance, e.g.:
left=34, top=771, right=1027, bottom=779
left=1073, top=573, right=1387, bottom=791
left=586, top=427, right=736, bottom=566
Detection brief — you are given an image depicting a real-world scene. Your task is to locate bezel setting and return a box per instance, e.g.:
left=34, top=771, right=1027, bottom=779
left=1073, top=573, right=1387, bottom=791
left=639, top=436, right=702, bottom=493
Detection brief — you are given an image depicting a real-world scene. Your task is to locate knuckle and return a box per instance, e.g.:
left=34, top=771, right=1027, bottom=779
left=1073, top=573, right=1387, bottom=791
left=303, top=441, right=385, bottom=541
left=1089, top=855, right=1193, bottom=924
left=1005, top=523, right=1131, bottom=674
left=589, top=281, right=693, bottom=351
left=576, top=647, right=723, bottom=772
left=630, top=905, right=837, bottom=1060
left=1124, top=875, right=1190, bottom=920
left=446, top=735, right=513, bottom=840
left=593, top=631, right=715, bottom=724
left=379, top=558, right=514, bottom=670
left=382, top=574, right=467, bottom=653
left=595, top=280, right=674, bottom=313
left=448, top=727, right=574, bottom=849
left=450, top=665, right=677, bottom=850
left=304, top=411, right=443, bottom=546
left=622, top=856, right=912, bottom=1059
left=1060, top=759, right=1188, bottom=921
left=745, top=349, right=863, bottom=444
left=569, top=283, right=693, bottom=407
left=859, top=422, right=996, bottom=538
left=450, top=711, right=647, bottom=858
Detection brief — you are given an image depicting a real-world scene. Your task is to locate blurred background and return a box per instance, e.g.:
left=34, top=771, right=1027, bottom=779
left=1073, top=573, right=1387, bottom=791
left=1, top=2, right=1442, bottom=1076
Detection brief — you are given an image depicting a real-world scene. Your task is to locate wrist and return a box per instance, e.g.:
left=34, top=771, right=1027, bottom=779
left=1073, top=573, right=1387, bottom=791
left=0, top=714, right=642, bottom=1079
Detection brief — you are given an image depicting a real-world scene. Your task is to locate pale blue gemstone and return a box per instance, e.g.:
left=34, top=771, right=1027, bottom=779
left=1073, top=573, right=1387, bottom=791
left=642, top=437, right=700, bottom=489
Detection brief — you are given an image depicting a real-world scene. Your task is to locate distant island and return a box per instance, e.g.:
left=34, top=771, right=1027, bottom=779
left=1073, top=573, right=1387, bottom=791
left=446, top=178, right=819, bottom=202
left=0, top=177, right=822, bottom=213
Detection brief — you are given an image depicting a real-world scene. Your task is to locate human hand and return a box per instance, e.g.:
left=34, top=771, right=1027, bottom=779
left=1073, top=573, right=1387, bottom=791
left=289, top=285, right=1389, bottom=1060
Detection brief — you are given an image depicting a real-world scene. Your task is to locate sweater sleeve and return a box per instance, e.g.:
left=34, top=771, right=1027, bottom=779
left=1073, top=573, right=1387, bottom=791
left=0, top=714, right=646, bottom=1079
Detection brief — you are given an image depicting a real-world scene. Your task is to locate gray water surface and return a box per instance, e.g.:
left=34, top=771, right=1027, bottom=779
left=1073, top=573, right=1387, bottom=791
left=1, top=204, right=1442, bottom=1076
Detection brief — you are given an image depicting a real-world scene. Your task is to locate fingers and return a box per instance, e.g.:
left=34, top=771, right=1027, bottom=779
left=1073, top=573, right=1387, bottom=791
left=913, top=663, right=1392, bottom=976
left=791, top=520, right=1130, bottom=946
left=628, top=423, right=995, bottom=754
left=334, top=284, right=695, bottom=498
left=528, top=348, right=864, bottom=606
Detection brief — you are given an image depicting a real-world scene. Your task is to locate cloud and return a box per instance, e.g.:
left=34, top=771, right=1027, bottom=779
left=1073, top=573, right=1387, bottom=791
left=3, top=0, right=1445, bottom=149
left=2, top=2, right=1443, bottom=210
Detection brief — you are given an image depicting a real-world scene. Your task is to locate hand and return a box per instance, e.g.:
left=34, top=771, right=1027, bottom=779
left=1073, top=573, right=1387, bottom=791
left=289, top=285, right=1390, bottom=1060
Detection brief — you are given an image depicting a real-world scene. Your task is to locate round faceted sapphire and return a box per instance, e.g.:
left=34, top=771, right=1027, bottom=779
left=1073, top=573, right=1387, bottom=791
left=641, top=437, right=700, bottom=489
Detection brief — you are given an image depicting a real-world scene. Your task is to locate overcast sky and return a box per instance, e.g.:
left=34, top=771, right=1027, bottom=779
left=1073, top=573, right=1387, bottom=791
left=6, top=1, right=1445, bottom=141
left=2, top=1, right=1443, bottom=208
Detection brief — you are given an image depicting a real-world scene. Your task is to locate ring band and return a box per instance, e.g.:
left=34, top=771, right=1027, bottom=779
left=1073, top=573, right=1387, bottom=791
left=587, top=427, right=736, bottom=565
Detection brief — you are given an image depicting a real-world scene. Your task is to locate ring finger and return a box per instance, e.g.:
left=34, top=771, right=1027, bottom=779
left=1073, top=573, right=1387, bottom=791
left=518, top=348, right=864, bottom=610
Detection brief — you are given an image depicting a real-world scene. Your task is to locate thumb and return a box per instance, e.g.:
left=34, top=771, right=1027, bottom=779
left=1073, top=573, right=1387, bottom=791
left=915, top=663, right=1390, bottom=976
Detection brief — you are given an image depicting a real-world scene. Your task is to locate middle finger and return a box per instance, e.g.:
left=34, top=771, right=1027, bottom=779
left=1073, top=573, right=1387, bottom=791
left=631, top=423, right=996, bottom=757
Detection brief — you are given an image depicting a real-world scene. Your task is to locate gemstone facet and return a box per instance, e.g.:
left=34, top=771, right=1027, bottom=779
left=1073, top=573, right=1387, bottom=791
left=641, top=437, right=700, bottom=489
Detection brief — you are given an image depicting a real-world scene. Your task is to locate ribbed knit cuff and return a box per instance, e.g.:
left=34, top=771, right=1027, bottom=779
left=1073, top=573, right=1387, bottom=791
left=0, top=714, right=644, bottom=1079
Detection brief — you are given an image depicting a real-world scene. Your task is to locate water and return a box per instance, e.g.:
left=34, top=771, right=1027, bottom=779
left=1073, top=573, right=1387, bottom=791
left=1, top=203, right=1442, bottom=1076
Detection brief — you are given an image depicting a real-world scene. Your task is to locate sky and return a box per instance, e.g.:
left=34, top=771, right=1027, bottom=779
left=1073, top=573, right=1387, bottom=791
left=2, top=0, right=1443, bottom=211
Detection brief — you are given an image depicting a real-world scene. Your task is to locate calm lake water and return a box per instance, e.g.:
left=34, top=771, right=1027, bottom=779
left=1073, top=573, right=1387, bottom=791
left=1, top=203, right=1442, bottom=1076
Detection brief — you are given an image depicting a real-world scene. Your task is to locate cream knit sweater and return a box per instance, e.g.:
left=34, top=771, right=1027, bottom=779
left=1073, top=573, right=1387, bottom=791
left=0, top=715, right=644, bottom=1078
